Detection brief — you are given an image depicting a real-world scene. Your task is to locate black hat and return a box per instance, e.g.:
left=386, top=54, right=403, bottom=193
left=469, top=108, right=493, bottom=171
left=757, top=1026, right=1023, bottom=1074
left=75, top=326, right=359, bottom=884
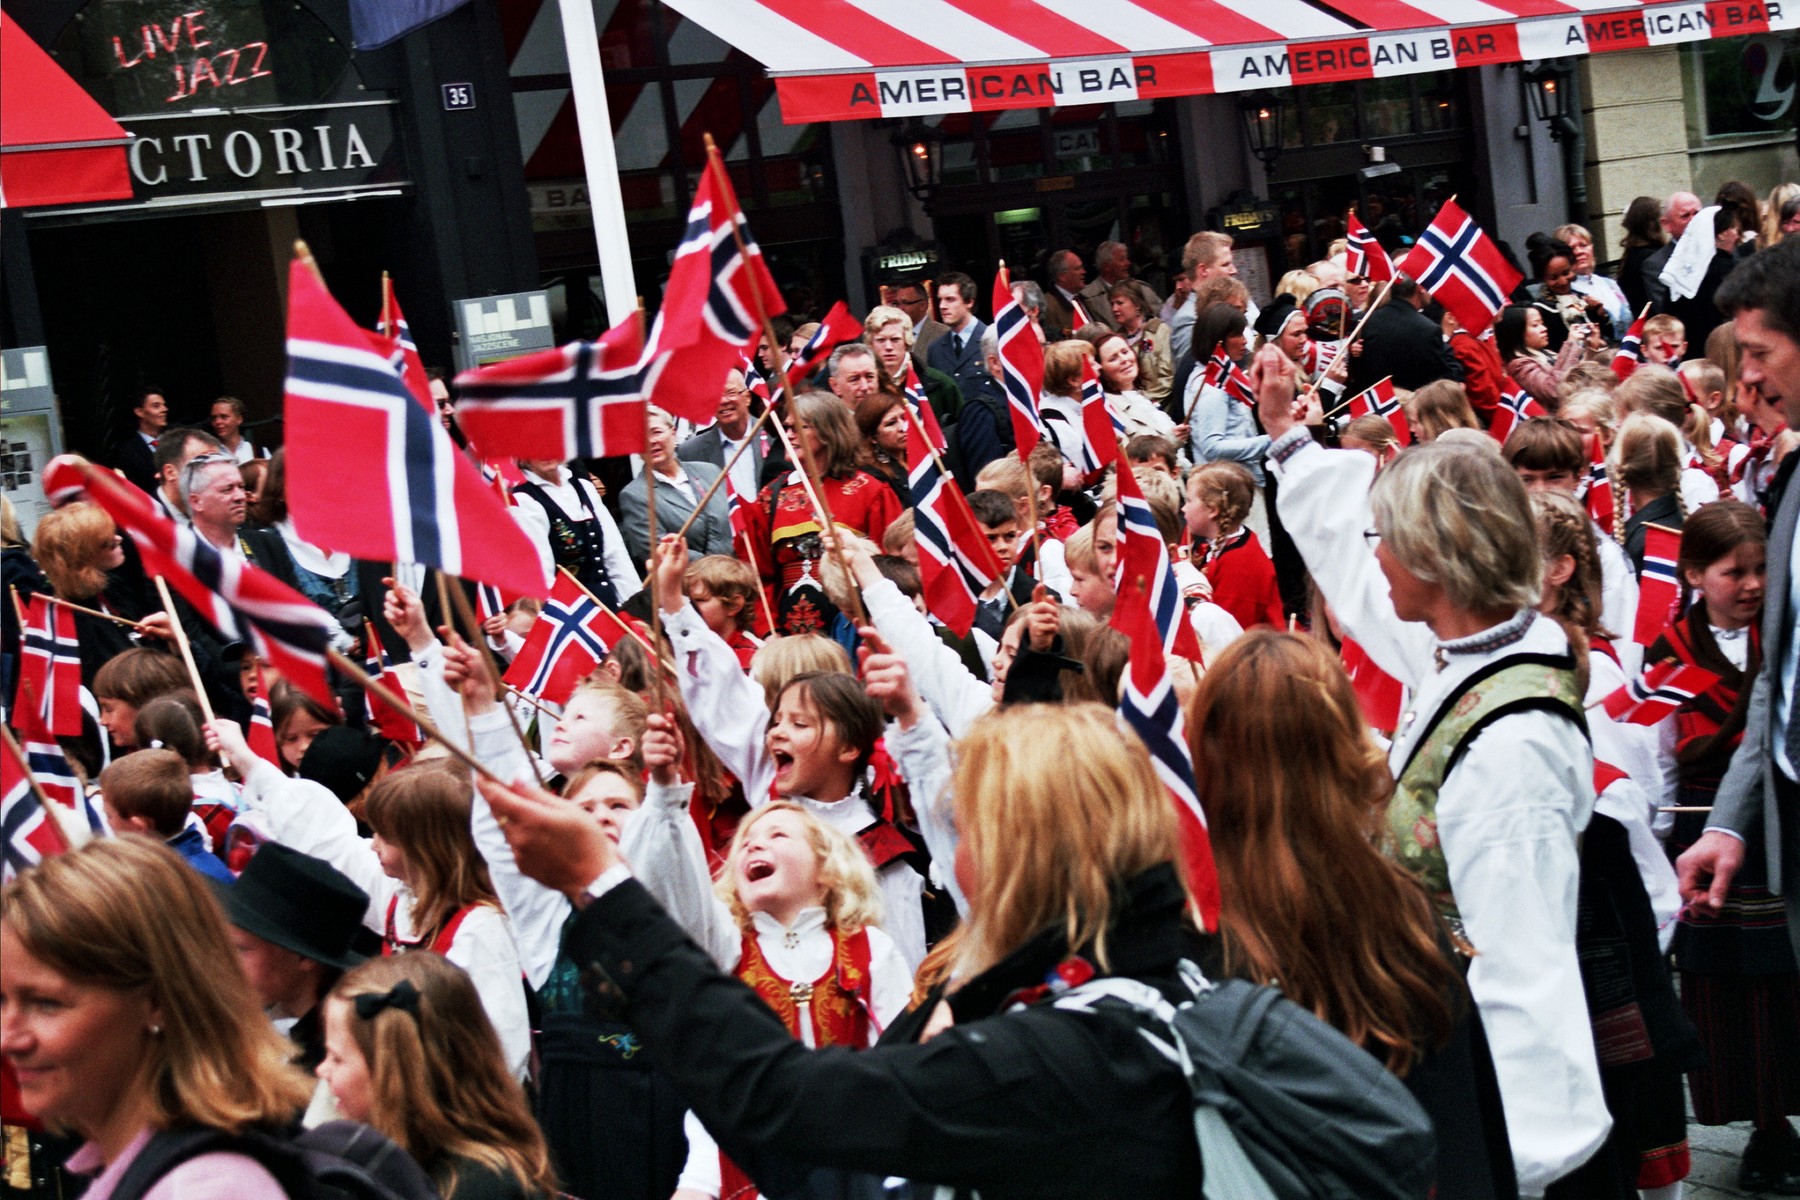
left=1253, top=293, right=1301, bottom=339
left=299, top=725, right=387, bottom=803
left=223, top=843, right=369, bottom=971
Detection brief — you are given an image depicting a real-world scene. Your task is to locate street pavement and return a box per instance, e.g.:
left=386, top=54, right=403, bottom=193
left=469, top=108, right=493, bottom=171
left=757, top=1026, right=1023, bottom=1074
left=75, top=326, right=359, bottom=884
left=1687, top=1117, right=1769, bottom=1198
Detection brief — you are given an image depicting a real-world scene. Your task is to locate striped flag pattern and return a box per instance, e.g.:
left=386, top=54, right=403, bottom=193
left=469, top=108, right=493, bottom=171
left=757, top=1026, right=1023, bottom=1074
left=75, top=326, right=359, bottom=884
left=905, top=405, right=1005, bottom=638
left=248, top=664, right=282, bottom=768
left=503, top=573, right=637, bottom=704
left=1205, top=345, right=1257, bottom=409
left=1114, top=446, right=1204, bottom=664
left=902, top=359, right=949, bottom=457
left=1398, top=199, right=1521, bottom=339
left=1074, top=356, right=1121, bottom=478
left=363, top=625, right=426, bottom=746
left=787, top=301, right=865, bottom=380
left=1488, top=386, right=1547, bottom=444
left=1611, top=312, right=1646, bottom=381
left=1601, top=659, right=1721, bottom=725
left=284, top=258, right=549, bottom=599
left=3, top=731, right=66, bottom=879
left=453, top=318, right=650, bottom=462
left=1346, top=213, right=1395, bottom=283
left=993, top=264, right=1046, bottom=459
left=1632, top=524, right=1683, bottom=646
left=1346, top=376, right=1410, bottom=445
left=1584, top=434, right=1615, bottom=533
left=42, top=455, right=344, bottom=710
left=17, top=596, right=82, bottom=737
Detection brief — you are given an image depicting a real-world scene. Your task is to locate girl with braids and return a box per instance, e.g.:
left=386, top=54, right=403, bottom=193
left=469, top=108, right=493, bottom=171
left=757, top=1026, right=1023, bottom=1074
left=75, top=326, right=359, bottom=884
left=1613, top=413, right=1687, bottom=573
left=321, top=953, right=555, bottom=1200
left=1648, top=502, right=1800, bottom=1192
left=1533, top=490, right=1699, bottom=1200
left=1187, top=630, right=1514, bottom=1200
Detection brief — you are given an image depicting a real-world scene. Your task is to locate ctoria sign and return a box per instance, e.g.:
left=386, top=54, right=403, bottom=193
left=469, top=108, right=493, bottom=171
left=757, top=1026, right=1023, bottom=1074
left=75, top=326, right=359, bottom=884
left=124, top=103, right=396, bottom=197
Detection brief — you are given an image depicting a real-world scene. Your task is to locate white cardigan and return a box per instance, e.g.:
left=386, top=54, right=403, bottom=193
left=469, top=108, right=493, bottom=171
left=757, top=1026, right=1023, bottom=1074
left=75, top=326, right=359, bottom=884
left=1267, top=428, right=1610, bottom=1197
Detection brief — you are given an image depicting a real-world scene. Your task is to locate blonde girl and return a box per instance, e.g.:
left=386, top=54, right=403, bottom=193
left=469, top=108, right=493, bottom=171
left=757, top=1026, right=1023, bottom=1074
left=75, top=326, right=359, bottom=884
left=322, top=953, right=554, bottom=1200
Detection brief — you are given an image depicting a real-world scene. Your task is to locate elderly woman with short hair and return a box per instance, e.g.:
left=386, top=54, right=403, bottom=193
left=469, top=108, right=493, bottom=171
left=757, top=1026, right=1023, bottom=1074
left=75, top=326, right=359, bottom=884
left=1253, top=343, right=1611, bottom=1200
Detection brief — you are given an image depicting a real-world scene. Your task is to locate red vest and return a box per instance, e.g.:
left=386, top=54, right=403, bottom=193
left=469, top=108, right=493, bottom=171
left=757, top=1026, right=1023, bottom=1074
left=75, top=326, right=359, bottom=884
left=382, top=896, right=481, bottom=956
left=720, top=926, right=875, bottom=1199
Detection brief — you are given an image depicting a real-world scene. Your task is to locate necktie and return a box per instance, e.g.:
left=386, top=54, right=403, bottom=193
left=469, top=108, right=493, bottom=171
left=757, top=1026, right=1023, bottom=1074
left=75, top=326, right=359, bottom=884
left=953, top=332, right=964, bottom=357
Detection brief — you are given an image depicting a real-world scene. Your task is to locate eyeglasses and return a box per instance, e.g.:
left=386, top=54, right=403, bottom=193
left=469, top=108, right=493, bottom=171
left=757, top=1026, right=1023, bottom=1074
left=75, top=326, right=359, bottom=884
left=721, top=387, right=749, bottom=399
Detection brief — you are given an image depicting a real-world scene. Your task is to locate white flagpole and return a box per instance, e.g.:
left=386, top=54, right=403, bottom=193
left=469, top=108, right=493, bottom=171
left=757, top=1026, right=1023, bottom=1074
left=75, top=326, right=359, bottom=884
left=556, top=0, right=637, bottom=325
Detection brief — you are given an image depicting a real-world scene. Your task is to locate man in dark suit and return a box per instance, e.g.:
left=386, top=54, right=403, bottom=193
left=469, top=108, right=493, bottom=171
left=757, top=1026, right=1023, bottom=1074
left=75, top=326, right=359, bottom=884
left=678, top=365, right=766, bottom=505
left=1678, top=240, right=1800, bottom=961
left=1644, top=190, right=1702, bottom=313
left=926, top=272, right=989, bottom=401
left=111, top=388, right=168, bottom=494
left=1041, top=250, right=1088, bottom=341
left=1344, top=275, right=1463, bottom=397
left=892, top=281, right=949, bottom=371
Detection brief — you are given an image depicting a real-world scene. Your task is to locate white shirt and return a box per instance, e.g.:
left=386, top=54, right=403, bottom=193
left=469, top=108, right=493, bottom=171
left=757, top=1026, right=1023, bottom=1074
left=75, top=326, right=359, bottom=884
left=238, top=758, right=531, bottom=1079
left=1594, top=527, right=1640, bottom=675
left=663, top=601, right=927, bottom=967
left=1268, top=429, right=1609, bottom=1197
left=717, top=427, right=759, bottom=502
left=510, top=465, right=642, bottom=603
left=226, top=438, right=257, bottom=464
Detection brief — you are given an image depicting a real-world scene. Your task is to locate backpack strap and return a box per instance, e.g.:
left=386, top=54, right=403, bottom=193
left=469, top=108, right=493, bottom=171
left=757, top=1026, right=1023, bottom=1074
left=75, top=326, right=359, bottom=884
left=106, top=1128, right=311, bottom=1200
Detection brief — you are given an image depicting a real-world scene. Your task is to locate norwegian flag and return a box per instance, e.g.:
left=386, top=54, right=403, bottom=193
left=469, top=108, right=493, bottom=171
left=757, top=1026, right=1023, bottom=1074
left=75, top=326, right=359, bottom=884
left=1341, top=637, right=1406, bottom=732
left=1205, top=346, right=1257, bottom=409
left=284, top=258, right=549, bottom=600
left=1069, top=293, right=1096, bottom=331
left=248, top=664, right=281, bottom=768
left=1584, top=434, right=1615, bottom=532
left=379, top=275, right=427, bottom=390
left=1109, top=528, right=1221, bottom=929
left=1601, top=659, right=1721, bottom=725
left=1633, top=524, right=1683, bottom=646
left=1488, top=387, right=1547, bottom=444
left=901, top=359, right=949, bottom=456
left=41, top=455, right=343, bottom=710
left=363, top=625, right=425, bottom=746
left=1611, top=312, right=1647, bottom=381
left=906, top=405, right=1005, bottom=638
left=16, top=597, right=82, bottom=737
left=12, top=702, right=103, bottom=840
left=2, top=732, right=66, bottom=880
left=1346, top=212, right=1395, bottom=283
left=1397, top=199, right=1522, bottom=339
left=993, top=264, right=1046, bottom=459
left=503, top=573, right=637, bottom=704
left=742, top=355, right=773, bottom=406
left=786, top=301, right=864, bottom=381
left=640, top=159, right=785, bottom=424
left=1073, top=356, right=1122, bottom=477
left=1114, top=447, right=1204, bottom=663
left=1346, top=377, right=1410, bottom=445
left=479, top=459, right=524, bottom=509
left=452, top=318, right=649, bottom=462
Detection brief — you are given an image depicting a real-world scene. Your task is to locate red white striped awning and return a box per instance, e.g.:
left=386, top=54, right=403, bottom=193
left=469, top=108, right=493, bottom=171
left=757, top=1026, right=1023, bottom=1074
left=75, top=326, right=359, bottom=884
left=658, top=0, right=1795, bottom=122
left=0, top=11, right=133, bottom=209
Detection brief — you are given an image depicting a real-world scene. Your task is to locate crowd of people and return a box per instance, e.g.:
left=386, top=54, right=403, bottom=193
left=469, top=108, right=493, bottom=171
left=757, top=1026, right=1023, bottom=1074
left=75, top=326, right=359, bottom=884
left=2, top=180, right=1798, bottom=1200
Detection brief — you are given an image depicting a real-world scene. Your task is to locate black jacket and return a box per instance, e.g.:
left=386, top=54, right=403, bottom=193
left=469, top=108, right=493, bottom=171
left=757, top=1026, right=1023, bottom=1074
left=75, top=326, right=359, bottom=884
left=1347, top=301, right=1463, bottom=396
left=566, top=865, right=1206, bottom=1199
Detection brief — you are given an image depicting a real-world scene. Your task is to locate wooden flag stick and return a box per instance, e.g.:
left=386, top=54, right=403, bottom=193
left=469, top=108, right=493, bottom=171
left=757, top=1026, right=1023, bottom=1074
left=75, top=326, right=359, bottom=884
left=1323, top=376, right=1393, bottom=421
left=638, top=300, right=671, bottom=719
left=327, top=647, right=503, bottom=786
left=437, top=580, right=549, bottom=784
left=700, top=133, right=868, bottom=630
left=1305, top=280, right=1393, bottom=403
left=553, top=567, right=666, bottom=669
left=12, top=587, right=141, bottom=630
left=0, top=724, right=76, bottom=854
left=152, top=577, right=218, bottom=726
left=504, top=683, right=558, bottom=717
left=1658, top=806, right=1713, bottom=813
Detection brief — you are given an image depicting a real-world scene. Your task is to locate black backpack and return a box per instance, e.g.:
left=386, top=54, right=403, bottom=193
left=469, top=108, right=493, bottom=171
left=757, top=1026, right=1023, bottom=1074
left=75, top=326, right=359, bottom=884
left=1053, top=963, right=1438, bottom=1200
left=107, top=1121, right=439, bottom=1200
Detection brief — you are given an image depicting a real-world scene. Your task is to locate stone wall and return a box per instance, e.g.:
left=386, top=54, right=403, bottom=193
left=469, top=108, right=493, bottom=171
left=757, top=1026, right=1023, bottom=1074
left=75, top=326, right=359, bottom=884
left=1581, top=47, right=1691, bottom=264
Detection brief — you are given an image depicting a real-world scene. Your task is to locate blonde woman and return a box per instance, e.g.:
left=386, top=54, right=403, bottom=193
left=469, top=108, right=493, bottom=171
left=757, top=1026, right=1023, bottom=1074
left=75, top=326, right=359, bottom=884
left=1255, top=343, right=1609, bottom=1196
left=322, top=953, right=555, bottom=1200
left=1, top=837, right=311, bottom=1196
left=478, top=703, right=1210, bottom=1197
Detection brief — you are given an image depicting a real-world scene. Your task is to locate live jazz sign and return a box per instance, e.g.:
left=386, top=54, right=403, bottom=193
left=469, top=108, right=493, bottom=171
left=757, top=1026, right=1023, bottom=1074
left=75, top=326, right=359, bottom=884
left=52, top=0, right=406, bottom=204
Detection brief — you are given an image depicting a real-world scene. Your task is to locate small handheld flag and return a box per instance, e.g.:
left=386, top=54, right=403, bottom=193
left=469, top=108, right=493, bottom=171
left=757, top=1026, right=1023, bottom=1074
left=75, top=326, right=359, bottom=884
left=1611, top=311, right=1647, bottom=381
left=453, top=318, right=649, bottom=463
left=503, top=574, right=638, bottom=704
left=993, top=263, right=1046, bottom=459
left=786, top=301, right=864, bottom=381
left=1398, top=199, right=1522, bottom=337
left=1488, top=387, right=1547, bottom=444
left=905, top=405, right=1005, bottom=638
left=1632, top=525, right=1683, bottom=646
left=1114, top=446, right=1204, bottom=663
left=1346, top=213, right=1395, bottom=283
left=1600, top=659, right=1720, bottom=725
left=1346, top=377, right=1410, bottom=445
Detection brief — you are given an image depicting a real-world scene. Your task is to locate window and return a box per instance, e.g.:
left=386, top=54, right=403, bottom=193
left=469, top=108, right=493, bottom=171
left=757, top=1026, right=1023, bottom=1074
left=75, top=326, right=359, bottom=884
left=1689, top=37, right=1797, bottom=141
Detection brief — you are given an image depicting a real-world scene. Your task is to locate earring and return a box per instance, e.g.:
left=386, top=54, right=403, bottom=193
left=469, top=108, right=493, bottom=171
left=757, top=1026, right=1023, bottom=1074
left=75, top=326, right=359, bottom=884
left=148, top=1024, right=163, bottom=1036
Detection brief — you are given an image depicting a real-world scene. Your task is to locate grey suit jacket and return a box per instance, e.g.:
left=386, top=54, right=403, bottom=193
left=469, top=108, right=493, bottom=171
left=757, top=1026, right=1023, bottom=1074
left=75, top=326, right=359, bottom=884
left=618, top=460, right=734, bottom=566
left=1712, top=457, right=1799, bottom=907
left=911, top=317, right=950, bottom=370
left=677, top=423, right=764, bottom=479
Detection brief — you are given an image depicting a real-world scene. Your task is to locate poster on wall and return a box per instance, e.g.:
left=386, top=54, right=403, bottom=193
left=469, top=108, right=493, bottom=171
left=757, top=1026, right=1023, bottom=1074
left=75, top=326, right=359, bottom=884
left=1235, top=245, right=1273, bottom=309
left=0, top=348, right=64, bottom=540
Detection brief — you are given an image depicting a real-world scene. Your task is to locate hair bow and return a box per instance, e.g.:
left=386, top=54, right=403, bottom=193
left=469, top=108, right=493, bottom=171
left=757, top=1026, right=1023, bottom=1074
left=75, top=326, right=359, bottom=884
left=353, top=979, right=422, bottom=1022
